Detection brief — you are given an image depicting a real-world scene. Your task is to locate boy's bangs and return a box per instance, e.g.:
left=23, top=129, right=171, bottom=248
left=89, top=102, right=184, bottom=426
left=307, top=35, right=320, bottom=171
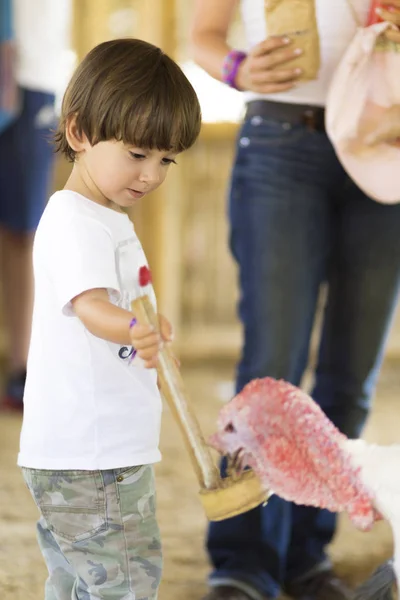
left=55, top=39, right=201, bottom=162
left=115, top=88, right=200, bottom=153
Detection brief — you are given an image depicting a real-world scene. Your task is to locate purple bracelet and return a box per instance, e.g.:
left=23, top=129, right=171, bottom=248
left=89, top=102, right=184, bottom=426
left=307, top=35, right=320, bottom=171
left=222, top=49, right=247, bottom=90
left=129, top=318, right=137, bottom=361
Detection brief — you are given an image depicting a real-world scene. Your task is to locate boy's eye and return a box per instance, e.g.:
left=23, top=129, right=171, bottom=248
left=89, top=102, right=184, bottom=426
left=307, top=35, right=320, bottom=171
left=129, top=152, right=145, bottom=160
left=162, top=158, right=177, bottom=166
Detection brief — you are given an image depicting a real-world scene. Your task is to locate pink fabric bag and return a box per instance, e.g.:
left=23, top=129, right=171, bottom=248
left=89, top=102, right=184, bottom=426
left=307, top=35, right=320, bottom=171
left=326, top=22, right=400, bottom=204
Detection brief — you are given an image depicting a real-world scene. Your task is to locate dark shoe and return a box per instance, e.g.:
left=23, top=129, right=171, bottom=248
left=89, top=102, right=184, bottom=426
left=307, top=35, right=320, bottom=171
left=1, top=369, right=26, bottom=411
left=202, top=585, right=270, bottom=600
left=285, top=570, right=354, bottom=600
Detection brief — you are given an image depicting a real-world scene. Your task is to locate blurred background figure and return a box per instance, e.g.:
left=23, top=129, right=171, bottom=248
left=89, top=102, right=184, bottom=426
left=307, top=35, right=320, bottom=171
left=0, top=0, right=73, bottom=410
left=0, top=0, right=18, bottom=134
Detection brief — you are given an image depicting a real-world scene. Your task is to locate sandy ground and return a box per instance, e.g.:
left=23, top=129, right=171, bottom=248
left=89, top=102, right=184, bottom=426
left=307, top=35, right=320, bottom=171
left=0, top=361, right=398, bottom=599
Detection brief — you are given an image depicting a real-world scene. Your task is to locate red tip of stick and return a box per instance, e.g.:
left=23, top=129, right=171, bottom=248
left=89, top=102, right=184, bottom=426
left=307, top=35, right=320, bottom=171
left=139, top=265, right=152, bottom=287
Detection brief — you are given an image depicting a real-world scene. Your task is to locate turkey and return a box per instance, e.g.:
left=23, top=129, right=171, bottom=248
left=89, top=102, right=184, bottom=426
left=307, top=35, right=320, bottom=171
left=209, top=377, right=400, bottom=599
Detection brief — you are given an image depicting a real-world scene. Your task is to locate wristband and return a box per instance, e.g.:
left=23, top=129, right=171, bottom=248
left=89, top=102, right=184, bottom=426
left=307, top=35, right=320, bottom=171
left=222, top=50, right=247, bottom=90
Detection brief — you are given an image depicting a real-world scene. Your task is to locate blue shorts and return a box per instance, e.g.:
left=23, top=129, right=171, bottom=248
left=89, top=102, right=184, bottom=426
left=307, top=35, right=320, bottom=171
left=0, top=88, right=57, bottom=232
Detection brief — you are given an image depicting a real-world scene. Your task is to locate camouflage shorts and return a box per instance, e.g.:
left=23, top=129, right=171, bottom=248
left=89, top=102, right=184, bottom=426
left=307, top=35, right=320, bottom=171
left=22, top=465, right=162, bottom=600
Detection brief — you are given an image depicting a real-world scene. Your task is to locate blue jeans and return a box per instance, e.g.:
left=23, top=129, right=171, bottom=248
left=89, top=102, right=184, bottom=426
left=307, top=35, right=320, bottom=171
left=0, top=88, right=56, bottom=232
left=207, top=114, right=400, bottom=598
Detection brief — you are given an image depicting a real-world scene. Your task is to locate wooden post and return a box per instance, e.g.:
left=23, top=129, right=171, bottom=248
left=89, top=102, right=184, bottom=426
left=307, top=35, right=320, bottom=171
left=127, top=0, right=181, bottom=321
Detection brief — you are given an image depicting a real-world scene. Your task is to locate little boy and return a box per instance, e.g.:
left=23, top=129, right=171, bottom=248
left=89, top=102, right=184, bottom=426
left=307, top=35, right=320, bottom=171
left=18, top=38, right=201, bottom=599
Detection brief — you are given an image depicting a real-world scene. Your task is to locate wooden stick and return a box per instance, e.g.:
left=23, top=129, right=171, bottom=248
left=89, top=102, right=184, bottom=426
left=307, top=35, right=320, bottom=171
left=131, top=295, right=220, bottom=490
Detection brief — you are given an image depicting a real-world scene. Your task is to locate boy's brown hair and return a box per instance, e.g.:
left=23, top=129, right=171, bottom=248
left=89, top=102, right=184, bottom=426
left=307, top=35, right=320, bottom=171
left=55, top=38, right=202, bottom=161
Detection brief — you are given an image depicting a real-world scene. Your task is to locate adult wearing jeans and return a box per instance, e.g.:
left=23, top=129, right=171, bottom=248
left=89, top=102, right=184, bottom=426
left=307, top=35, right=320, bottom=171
left=0, top=0, right=73, bottom=409
left=191, top=1, right=400, bottom=599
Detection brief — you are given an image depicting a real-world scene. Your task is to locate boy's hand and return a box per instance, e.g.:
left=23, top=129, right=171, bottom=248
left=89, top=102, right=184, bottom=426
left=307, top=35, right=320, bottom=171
left=130, top=313, right=174, bottom=369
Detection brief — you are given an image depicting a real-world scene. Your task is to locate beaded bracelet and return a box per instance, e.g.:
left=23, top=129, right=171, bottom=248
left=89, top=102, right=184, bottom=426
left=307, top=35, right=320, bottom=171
left=222, top=49, right=247, bottom=90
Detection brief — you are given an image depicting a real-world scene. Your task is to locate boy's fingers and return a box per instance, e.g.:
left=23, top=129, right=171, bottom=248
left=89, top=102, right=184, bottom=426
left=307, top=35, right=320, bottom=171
left=137, top=345, right=160, bottom=361
left=131, top=332, right=160, bottom=350
left=131, top=314, right=174, bottom=368
left=130, top=322, right=153, bottom=337
left=143, top=356, right=159, bottom=369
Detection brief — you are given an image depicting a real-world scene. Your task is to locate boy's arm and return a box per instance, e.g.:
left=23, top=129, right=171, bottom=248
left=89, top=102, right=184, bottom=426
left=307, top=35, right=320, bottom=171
left=72, top=288, right=169, bottom=368
left=49, top=214, right=173, bottom=367
left=72, top=288, right=145, bottom=344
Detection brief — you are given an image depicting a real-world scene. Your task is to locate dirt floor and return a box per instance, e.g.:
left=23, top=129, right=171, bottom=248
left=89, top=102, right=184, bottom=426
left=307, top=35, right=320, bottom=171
left=0, top=361, right=398, bottom=599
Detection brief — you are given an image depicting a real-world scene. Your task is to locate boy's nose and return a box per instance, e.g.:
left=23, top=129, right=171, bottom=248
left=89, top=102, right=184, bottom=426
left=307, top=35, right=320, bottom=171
left=138, top=167, right=160, bottom=185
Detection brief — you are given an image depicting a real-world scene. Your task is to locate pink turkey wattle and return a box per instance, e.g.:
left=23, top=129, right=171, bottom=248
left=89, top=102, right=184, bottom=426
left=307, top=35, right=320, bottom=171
left=209, top=377, right=381, bottom=531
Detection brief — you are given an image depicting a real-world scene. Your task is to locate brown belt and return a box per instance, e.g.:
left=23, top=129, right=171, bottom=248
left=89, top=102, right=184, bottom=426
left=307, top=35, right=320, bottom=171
left=245, top=100, right=326, bottom=132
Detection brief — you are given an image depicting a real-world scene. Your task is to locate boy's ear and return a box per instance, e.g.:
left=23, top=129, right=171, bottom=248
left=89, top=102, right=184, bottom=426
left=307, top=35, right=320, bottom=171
left=65, top=114, right=89, bottom=154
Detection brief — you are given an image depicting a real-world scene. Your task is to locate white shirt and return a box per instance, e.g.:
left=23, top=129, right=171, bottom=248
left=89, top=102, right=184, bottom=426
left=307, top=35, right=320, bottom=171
left=18, top=191, right=162, bottom=470
left=240, top=0, right=369, bottom=106
left=13, top=0, right=74, bottom=95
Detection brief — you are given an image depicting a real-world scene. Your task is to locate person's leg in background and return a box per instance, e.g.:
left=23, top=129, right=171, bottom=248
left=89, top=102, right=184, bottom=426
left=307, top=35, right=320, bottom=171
left=0, top=88, right=56, bottom=409
left=285, top=180, right=400, bottom=597
left=205, top=117, right=347, bottom=600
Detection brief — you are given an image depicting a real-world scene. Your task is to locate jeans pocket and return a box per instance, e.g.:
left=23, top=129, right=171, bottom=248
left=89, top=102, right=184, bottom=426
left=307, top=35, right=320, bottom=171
left=114, top=465, right=143, bottom=481
left=22, top=468, right=107, bottom=543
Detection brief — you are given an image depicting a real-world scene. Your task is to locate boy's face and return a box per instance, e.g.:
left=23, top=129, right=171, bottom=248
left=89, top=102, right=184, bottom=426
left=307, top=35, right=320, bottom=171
left=77, top=139, right=178, bottom=209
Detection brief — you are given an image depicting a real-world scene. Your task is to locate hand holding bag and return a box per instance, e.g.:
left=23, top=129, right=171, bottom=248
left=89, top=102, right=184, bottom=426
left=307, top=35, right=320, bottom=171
left=264, top=0, right=320, bottom=80
left=326, top=5, right=400, bottom=204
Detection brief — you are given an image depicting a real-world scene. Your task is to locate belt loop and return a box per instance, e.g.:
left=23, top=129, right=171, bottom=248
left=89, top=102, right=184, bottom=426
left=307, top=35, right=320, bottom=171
left=303, top=108, right=317, bottom=131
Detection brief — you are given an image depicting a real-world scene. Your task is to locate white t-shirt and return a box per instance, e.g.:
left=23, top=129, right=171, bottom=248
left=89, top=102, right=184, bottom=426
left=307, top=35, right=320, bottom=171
left=18, top=191, right=162, bottom=470
left=13, top=0, right=74, bottom=95
left=240, top=0, right=369, bottom=106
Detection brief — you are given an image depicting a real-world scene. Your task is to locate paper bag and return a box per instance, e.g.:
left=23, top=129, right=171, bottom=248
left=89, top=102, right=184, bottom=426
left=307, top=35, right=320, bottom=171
left=264, top=0, right=320, bottom=80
